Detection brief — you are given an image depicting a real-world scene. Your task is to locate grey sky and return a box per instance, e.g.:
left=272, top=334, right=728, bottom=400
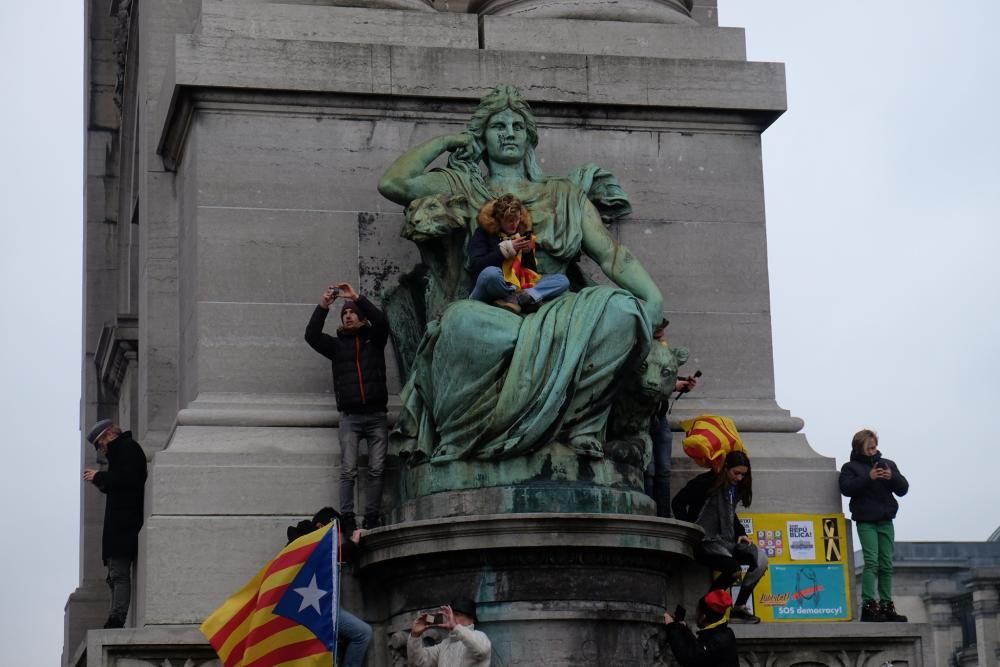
left=3, top=1, right=999, bottom=664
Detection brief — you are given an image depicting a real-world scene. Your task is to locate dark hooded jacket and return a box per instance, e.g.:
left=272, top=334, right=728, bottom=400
left=91, top=431, right=147, bottom=561
left=467, top=199, right=537, bottom=277
left=664, top=621, right=738, bottom=667
left=672, top=471, right=748, bottom=543
left=304, top=295, right=389, bottom=414
left=839, top=450, right=908, bottom=522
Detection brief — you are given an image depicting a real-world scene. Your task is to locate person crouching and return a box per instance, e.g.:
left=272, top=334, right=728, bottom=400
left=662, top=590, right=739, bottom=667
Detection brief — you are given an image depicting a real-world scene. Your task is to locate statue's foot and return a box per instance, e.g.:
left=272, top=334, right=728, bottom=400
left=569, top=435, right=604, bottom=459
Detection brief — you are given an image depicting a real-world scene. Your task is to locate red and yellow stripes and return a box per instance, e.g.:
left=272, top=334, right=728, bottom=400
left=681, top=415, right=746, bottom=472
left=200, top=524, right=334, bottom=667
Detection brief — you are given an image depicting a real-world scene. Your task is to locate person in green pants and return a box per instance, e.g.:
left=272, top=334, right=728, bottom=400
left=839, top=429, right=910, bottom=622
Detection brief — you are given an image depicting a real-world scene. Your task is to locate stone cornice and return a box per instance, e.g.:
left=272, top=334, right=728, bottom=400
left=359, top=512, right=703, bottom=568
left=156, top=34, right=785, bottom=170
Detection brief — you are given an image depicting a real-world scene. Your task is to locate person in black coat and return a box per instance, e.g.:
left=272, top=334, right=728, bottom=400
left=305, top=282, right=390, bottom=531
left=839, top=428, right=909, bottom=622
left=83, top=419, right=148, bottom=628
left=662, top=589, right=739, bottom=667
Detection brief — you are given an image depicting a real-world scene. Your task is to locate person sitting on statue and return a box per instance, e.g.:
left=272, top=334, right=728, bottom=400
left=304, top=282, right=389, bottom=531
left=468, top=193, right=570, bottom=314
left=407, top=596, right=491, bottom=667
left=672, top=450, right=767, bottom=624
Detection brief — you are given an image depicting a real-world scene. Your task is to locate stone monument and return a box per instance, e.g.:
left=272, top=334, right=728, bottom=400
left=69, top=1, right=935, bottom=665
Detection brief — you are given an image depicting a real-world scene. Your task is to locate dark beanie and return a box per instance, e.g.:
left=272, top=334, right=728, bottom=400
left=340, top=300, right=359, bottom=321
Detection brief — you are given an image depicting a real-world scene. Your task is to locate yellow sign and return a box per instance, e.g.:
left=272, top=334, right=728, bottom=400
left=737, top=513, right=852, bottom=622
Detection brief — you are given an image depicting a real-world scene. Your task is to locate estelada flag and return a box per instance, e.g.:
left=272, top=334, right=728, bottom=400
left=681, top=415, right=747, bottom=473
left=200, top=522, right=340, bottom=667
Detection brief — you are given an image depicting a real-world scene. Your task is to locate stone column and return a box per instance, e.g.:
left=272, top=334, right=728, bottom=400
left=924, top=579, right=961, bottom=667
left=967, top=570, right=1000, bottom=667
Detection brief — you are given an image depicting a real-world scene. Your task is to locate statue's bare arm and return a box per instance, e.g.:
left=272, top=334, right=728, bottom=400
left=378, top=133, right=472, bottom=205
left=580, top=201, right=664, bottom=326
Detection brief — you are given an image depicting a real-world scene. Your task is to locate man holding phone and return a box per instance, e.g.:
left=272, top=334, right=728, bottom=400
left=407, top=596, right=491, bottom=666
left=305, top=281, right=390, bottom=531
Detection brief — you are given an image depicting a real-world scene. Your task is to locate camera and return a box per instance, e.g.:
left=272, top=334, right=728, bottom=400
left=328, top=286, right=340, bottom=296
left=421, top=609, right=446, bottom=625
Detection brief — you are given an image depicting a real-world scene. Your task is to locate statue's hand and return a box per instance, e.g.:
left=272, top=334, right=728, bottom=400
left=443, top=133, right=473, bottom=151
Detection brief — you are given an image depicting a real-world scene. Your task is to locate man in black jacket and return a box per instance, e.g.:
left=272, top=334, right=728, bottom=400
left=305, top=282, right=390, bottom=530
left=662, top=589, right=739, bottom=667
left=83, top=419, right=148, bottom=629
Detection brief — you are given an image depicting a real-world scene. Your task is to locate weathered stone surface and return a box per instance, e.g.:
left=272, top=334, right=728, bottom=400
left=471, top=0, right=696, bottom=24
left=482, top=16, right=745, bottom=59
left=200, top=1, right=477, bottom=48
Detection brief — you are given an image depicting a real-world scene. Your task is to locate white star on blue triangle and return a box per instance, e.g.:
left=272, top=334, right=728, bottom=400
left=273, top=524, right=340, bottom=652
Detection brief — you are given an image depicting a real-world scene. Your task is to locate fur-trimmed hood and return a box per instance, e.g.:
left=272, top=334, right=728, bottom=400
left=478, top=198, right=533, bottom=236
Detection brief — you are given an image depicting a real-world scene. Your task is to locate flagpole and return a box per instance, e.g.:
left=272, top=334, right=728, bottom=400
left=332, top=520, right=341, bottom=667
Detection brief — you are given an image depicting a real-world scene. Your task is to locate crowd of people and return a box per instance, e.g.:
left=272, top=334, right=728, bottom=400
left=80, top=204, right=909, bottom=664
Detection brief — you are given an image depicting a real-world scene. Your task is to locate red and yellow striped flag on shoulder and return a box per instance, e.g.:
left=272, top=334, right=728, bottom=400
left=200, top=522, right=340, bottom=667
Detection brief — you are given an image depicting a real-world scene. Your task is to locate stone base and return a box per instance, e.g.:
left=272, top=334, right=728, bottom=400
left=395, top=441, right=653, bottom=521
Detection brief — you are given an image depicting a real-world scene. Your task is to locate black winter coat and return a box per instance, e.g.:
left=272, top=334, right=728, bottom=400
left=664, top=622, right=738, bottom=667
left=839, top=451, right=909, bottom=522
left=304, top=296, right=389, bottom=414
left=671, top=471, right=747, bottom=541
left=467, top=227, right=537, bottom=276
left=91, top=432, right=147, bottom=561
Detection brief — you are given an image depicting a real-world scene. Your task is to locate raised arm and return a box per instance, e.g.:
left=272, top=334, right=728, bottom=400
left=378, top=133, right=472, bottom=206
left=579, top=201, right=663, bottom=327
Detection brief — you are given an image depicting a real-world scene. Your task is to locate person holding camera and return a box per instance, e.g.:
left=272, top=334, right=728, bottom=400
left=407, top=597, right=491, bottom=667
left=662, top=590, right=739, bottom=667
left=468, top=193, right=569, bottom=314
left=839, top=428, right=909, bottom=622
left=305, top=282, right=389, bottom=531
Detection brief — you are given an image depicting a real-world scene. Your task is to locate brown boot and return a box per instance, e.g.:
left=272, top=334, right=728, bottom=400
left=879, top=600, right=908, bottom=622
left=493, top=296, right=521, bottom=314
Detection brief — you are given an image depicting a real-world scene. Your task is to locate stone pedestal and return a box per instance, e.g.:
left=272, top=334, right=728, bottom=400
left=361, top=514, right=705, bottom=665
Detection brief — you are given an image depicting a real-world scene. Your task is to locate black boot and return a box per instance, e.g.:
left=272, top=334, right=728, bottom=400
left=879, top=600, right=908, bottom=622
left=362, top=514, right=381, bottom=530
left=860, top=599, right=884, bottom=622
left=103, top=613, right=126, bottom=629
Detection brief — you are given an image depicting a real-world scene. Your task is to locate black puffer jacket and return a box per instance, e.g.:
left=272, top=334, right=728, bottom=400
left=839, top=451, right=909, bottom=522
left=671, top=471, right=747, bottom=542
left=304, top=296, right=389, bottom=414
left=91, top=432, right=147, bottom=561
left=664, top=622, right=738, bottom=667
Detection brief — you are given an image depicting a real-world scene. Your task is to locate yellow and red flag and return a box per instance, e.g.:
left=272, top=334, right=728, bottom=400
left=681, top=415, right=746, bottom=472
left=200, top=522, right=340, bottom=667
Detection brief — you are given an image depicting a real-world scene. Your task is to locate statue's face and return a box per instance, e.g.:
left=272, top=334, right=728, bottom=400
left=484, top=108, right=528, bottom=165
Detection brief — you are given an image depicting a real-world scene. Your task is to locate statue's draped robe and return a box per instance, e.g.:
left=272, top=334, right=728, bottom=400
left=392, top=168, right=651, bottom=463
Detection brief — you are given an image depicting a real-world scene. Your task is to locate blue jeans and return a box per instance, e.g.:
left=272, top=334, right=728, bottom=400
left=644, top=414, right=672, bottom=517
left=338, top=412, right=388, bottom=518
left=469, top=266, right=570, bottom=304
left=337, top=607, right=372, bottom=667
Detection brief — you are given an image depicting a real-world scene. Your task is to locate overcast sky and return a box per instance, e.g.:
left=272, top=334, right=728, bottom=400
left=2, top=1, right=999, bottom=664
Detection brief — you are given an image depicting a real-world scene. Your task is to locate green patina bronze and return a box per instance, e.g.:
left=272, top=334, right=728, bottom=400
left=378, top=85, right=670, bottom=508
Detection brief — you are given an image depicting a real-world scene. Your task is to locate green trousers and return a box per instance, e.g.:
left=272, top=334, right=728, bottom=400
left=857, top=520, right=895, bottom=602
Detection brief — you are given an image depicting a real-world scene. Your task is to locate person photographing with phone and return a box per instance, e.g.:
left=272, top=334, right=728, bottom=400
left=839, top=428, right=909, bottom=622
left=661, top=590, right=739, bottom=666
left=305, top=281, right=390, bottom=531
left=407, top=596, right=491, bottom=667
